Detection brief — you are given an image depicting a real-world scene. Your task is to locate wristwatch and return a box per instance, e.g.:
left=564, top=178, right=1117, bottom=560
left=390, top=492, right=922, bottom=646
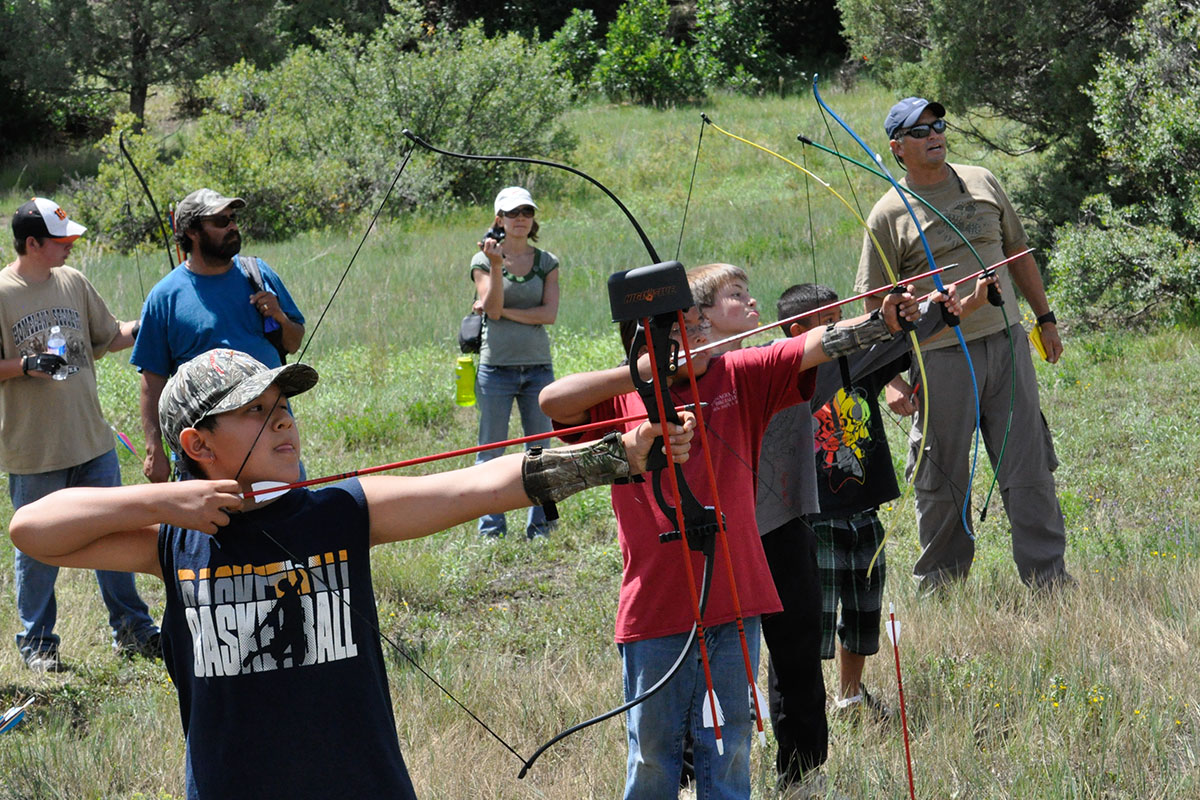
left=1036, top=311, right=1057, bottom=326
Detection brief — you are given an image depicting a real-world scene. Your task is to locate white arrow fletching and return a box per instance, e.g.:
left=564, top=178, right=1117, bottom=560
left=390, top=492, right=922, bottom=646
left=249, top=481, right=291, bottom=502
left=887, top=618, right=901, bottom=646
left=750, top=682, right=769, bottom=744
left=702, top=689, right=725, bottom=729
left=1, top=697, right=35, bottom=734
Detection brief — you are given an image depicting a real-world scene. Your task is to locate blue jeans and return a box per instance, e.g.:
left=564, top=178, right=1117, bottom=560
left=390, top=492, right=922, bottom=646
left=9, top=449, right=158, bottom=658
left=474, top=363, right=555, bottom=538
left=619, top=616, right=762, bottom=800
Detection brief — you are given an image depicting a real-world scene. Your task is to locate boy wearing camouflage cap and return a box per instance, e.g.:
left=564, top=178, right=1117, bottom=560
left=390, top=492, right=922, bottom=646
left=10, top=348, right=693, bottom=800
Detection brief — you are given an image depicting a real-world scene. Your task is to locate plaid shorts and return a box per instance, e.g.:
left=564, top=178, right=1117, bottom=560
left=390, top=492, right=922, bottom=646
left=811, top=511, right=886, bottom=659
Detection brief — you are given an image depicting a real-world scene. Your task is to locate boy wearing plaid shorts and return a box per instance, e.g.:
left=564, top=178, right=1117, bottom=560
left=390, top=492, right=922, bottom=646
left=779, top=278, right=997, bottom=720
left=779, top=284, right=900, bottom=721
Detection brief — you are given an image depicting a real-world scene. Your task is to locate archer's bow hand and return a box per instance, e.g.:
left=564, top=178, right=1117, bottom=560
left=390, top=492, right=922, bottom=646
left=968, top=271, right=999, bottom=312
left=881, top=285, right=920, bottom=333
left=625, top=412, right=697, bottom=474
left=931, top=283, right=965, bottom=318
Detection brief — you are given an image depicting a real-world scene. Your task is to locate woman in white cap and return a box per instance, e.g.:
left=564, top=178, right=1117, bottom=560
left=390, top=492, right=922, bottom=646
left=469, top=186, right=561, bottom=539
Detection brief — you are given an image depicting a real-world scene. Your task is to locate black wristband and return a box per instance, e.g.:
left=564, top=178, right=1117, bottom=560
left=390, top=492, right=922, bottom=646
left=21, top=355, right=30, bottom=375
left=1036, top=311, right=1057, bottom=326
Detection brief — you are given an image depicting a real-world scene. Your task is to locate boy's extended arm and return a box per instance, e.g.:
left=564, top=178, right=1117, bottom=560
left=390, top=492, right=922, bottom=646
left=363, top=417, right=693, bottom=545
left=9, top=480, right=244, bottom=578
left=538, top=364, right=634, bottom=425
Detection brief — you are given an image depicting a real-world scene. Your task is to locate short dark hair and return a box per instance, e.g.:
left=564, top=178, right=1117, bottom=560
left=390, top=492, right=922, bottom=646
left=175, top=224, right=195, bottom=255
left=13, top=236, right=42, bottom=256
left=777, top=283, right=838, bottom=322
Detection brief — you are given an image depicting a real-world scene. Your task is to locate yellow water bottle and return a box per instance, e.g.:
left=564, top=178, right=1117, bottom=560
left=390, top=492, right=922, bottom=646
left=454, top=355, right=476, bottom=407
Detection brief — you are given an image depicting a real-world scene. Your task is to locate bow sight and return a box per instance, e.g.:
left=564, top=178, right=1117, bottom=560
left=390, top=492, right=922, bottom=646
left=608, top=261, right=720, bottom=557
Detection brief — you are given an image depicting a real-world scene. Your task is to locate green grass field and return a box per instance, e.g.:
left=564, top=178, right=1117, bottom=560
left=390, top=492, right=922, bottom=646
left=1, top=86, right=1198, bottom=798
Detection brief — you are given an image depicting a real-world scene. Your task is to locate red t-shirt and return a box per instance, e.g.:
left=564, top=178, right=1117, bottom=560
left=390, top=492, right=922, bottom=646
left=574, top=334, right=815, bottom=643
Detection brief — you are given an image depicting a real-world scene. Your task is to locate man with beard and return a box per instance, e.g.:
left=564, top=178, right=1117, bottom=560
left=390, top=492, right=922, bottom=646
left=132, top=189, right=305, bottom=482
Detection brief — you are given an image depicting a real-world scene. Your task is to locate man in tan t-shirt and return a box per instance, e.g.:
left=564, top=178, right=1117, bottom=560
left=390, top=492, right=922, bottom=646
left=1, top=197, right=158, bottom=671
left=855, top=98, right=1072, bottom=592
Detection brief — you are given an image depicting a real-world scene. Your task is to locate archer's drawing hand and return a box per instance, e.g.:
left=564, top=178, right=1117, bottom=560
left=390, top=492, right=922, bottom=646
left=161, top=480, right=245, bottom=535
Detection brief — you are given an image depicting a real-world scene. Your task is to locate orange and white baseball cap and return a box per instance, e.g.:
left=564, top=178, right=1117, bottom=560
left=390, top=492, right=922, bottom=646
left=12, top=197, right=87, bottom=243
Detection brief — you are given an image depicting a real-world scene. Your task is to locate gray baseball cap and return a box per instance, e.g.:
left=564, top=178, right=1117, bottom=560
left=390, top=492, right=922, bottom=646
left=159, top=349, right=318, bottom=454
left=884, top=97, right=946, bottom=139
left=175, top=188, right=246, bottom=232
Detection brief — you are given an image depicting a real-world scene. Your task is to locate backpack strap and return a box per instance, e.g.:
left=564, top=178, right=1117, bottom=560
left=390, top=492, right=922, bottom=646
left=237, top=255, right=266, bottom=293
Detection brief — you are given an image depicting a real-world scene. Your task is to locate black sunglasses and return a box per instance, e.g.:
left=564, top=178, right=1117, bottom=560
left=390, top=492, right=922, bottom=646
left=895, top=119, right=947, bottom=140
left=200, top=213, right=238, bottom=228
left=501, top=206, right=535, bottom=219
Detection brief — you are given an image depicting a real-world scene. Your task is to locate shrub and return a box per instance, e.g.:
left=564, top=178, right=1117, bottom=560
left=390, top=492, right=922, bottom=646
left=1047, top=0, right=1200, bottom=329
left=593, top=0, right=706, bottom=107
left=547, top=8, right=601, bottom=94
left=1048, top=196, right=1200, bottom=328
left=692, top=0, right=791, bottom=94
left=71, top=0, right=576, bottom=247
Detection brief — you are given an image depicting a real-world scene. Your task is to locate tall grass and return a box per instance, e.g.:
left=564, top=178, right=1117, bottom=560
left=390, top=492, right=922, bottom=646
left=1, top=86, right=1198, bottom=799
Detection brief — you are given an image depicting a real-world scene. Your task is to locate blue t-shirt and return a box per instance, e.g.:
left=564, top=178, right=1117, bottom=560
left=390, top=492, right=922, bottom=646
left=157, top=480, right=417, bottom=800
left=131, top=259, right=305, bottom=376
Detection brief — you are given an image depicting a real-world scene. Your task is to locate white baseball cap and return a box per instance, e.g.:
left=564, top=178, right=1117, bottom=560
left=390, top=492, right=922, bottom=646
left=493, top=186, right=537, bottom=215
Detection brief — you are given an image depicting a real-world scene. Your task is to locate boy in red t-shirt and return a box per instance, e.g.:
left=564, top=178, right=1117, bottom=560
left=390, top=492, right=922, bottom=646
left=539, top=265, right=949, bottom=799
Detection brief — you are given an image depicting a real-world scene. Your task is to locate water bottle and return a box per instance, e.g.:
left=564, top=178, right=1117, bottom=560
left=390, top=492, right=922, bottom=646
left=46, top=325, right=68, bottom=381
left=454, top=355, right=476, bottom=407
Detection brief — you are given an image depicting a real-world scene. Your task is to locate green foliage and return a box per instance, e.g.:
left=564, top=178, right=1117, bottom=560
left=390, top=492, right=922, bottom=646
left=836, top=0, right=1141, bottom=239
left=1047, top=0, right=1200, bottom=328
left=43, top=0, right=287, bottom=121
left=70, top=1, right=576, bottom=247
left=1048, top=196, right=1200, bottom=328
left=547, top=8, right=601, bottom=93
left=593, top=0, right=706, bottom=106
left=1088, top=0, right=1200, bottom=237
left=692, top=0, right=791, bottom=94
left=0, top=0, right=117, bottom=153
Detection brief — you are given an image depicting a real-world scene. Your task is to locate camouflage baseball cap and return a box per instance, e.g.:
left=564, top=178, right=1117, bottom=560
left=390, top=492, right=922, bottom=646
left=159, top=349, right=318, bottom=454
left=174, top=188, right=246, bottom=232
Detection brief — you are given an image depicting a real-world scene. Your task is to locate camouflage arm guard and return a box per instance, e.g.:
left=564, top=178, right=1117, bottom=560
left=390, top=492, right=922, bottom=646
left=820, top=310, right=895, bottom=359
left=522, top=431, right=632, bottom=506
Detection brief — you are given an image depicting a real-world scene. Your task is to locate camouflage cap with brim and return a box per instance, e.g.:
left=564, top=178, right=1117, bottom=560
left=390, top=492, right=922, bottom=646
left=159, top=349, right=318, bottom=454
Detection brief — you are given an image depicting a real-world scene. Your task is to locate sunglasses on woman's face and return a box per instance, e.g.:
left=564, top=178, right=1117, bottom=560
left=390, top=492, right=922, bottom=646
left=501, top=206, right=536, bottom=218
left=895, top=119, right=947, bottom=140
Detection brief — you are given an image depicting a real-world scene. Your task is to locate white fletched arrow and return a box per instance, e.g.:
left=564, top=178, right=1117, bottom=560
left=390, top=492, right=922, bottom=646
left=1, top=696, right=35, bottom=735
left=886, top=601, right=902, bottom=646
left=751, top=682, right=768, bottom=745
left=701, top=688, right=726, bottom=755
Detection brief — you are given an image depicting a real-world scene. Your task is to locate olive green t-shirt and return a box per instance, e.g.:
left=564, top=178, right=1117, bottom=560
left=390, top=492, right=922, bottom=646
left=0, top=265, right=121, bottom=473
left=854, top=164, right=1026, bottom=349
left=469, top=249, right=559, bottom=367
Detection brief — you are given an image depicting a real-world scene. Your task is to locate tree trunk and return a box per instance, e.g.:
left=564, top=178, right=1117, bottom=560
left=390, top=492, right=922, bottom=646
left=128, top=10, right=150, bottom=128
